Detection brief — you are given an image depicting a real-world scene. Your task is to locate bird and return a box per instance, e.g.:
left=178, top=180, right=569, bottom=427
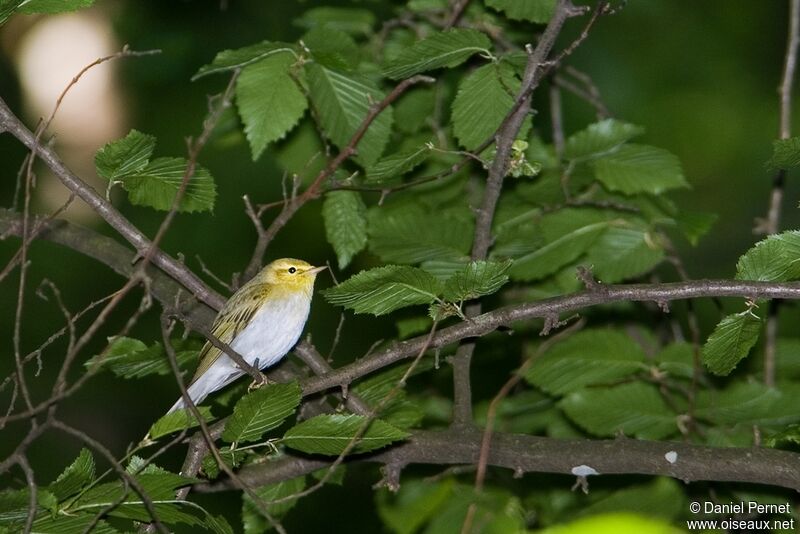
left=167, top=258, right=326, bottom=414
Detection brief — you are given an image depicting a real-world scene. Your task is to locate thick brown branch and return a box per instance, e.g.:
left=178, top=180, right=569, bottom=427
left=198, top=428, right=800, bottom=493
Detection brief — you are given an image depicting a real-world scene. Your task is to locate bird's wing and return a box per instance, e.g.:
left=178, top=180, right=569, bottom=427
left=189, top=283, right=269, bottom=384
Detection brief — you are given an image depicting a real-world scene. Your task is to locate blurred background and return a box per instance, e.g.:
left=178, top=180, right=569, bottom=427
left=0, top=1, right=797, bottom=531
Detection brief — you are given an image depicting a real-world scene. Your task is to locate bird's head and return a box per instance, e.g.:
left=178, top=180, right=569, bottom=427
left=258, top=258, right=327, bottom=293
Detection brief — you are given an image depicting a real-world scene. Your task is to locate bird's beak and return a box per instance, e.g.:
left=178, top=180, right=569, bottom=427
left=306, top=265, right=328, bottom=275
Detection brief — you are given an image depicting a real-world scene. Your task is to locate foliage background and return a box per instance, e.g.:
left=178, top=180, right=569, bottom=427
left=1, top=1, right=799, bottom=532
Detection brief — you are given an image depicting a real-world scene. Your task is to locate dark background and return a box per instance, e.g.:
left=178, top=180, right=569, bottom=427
left=0, top=1, right=796, bottom=531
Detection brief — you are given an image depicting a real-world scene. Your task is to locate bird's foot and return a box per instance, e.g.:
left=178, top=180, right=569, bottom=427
left=248, top=371, right=271, bottom=391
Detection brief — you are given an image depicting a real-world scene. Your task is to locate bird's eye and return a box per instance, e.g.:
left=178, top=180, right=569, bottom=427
left=288, top=267, right=297, bottom=274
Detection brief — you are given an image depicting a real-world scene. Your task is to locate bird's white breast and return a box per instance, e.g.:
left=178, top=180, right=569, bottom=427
left=229, top=291, right=311, bottom=370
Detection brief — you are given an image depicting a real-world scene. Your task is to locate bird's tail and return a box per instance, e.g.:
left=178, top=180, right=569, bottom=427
left=166, top=368, right=240, bottom=414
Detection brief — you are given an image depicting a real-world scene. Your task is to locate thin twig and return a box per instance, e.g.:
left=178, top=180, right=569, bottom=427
left=242, top=75, right=435, bottom=281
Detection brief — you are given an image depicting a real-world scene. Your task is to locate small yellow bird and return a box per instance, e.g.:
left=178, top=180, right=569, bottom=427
left=167, top=258, right=325, bottom=414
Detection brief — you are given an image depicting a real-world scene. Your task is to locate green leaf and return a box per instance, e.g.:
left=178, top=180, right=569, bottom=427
left=655, top=342, right=695, bottom=379
left=766, top=424, right=800, bottom=448
left=222, top=382, right=302, bottom=443
left=201, top=449, right=245, bottom=480
left=776, top=337, right=800, bottom=379
left=560, top=382, right=678, bottom=439
left=48, top=449, right=94, bottom=501
left=242, top=477, right=306, bottom=534
left=323, top=265, right=443, bottom=316
left=695, top=382, right=782, bottom=426
left=582, top=478, right=686, bottom=522
left=306, top=63, right=393, bottom=166
left=368, top=205, right=473, bottom=264
left=193, top=41, right=296, bottom=80
left=766, top=136, right=800, bottom=170
left=295, top=7, right=376, bottom=35
left=736, top=230, right=800, bottom=282
left=592, top=144, right=688, bottom=195
left=19, top=0, right=94, bottom=14
left=283, top=414, right=408, bottom=455
left=376, top=479, right=455, bottom=534
left=85, top=336, right=198, bottom=378
left=394, top=87, right=435, bottom=134
left=484, top=0, right=556, bottom=23
left=302, top=26, right=360, bottom=70
left=442, top=260, right=512, bottom=302
left=121, top=157, right=217, bottom=213
left=23, top=514, right=120, bottom=534
left=675, top=210, right=717, bottom=246
left=396, top=316, right=433, bottom=339
left=148, top=407, right=214, bottom=440
left=382, top=29, right=491, bottom=80
left=323, top=191, right=368, bottom=269
left=94, top=130, right=155, bottom=182
left=563, top=119, right=645, bottom=160
left=701, top=310, right=763, bottom=376
left=235, top=53, right=307, bottom=160
left=525, top=329, right=646, bottom=395
left=508, top=221, right=608, bottom=281
left=587, top=226, right=664, bottom=283
left=367, top=144, right=432, bottom=183
left=452, top=62, right=519, bottom=151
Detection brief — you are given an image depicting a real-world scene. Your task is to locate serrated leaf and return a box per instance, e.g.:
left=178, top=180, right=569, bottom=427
left=508, top=221, right=608, bottom=281
left=242, top=477, right=306, bottom=534
left=766, top=136, right=800, bottom=170
left=766, top=424, right=800, bottom=448
left=525, top=329, right=646, bottom=395
left=323, top=190, right=367, bottom=269
left=19, top=0, right=94, bottom=14
left=563, top=119, right=645, bottom=160
left=452, top=62, right=519, bottom=151
left=85, top=336, right=197, bottom=378
left=95, top=130, right=155, bottom=182
left=148, top=407, right=214, bottom=440
left=306, top=63, right=393, bottom=166
left=295, top=6, right=376, bottom=35
left=560, top=382, right=678, bottom=439
left=367, top=144, right=432, bottom=183
left=592, top=144, right=688, bottom=195
left=201, top=449, right=245, bottom=480
left=236, top=53, right=307, bottom=160
left=283, top=414, right=408, bottom=455
left=484, top=0, right=555, bottom=23
left=24, top=514, right=120, bottom=534
left=587, top=226, right=664, bottom=283
left=701, top=310, right=762, bottom=376
left=368, top=205, right=473, bottom=264
left=736, top=230, right=800, bottom=282
left=193, top=41, right=297, bottom=80
left=48, top=449, right=94, bottom=501
left=442, top=260, right=512, bottom=302
left=222, top=382, right=302, bottom=443
left=382, top=28, right=491, bottom=80
left=121, top=157, right=217, bottom=213
left=324, top=265, right=443, bottom=316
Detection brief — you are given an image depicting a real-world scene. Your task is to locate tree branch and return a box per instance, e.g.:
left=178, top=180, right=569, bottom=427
left=198, top=428, right=800, bottom=493
left=0, top=97, right=226, bottom=312
left=451, top=0, right=586, bottom=427
left=242, top=74, right=435, bottom=281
